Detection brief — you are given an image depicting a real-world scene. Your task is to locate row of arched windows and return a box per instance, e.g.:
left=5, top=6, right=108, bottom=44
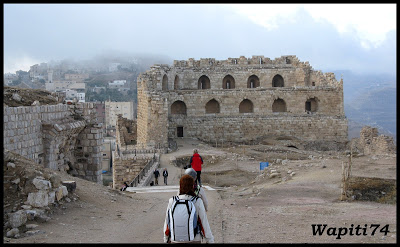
left=170, top=97, right=318, bottom=115
left=163, top=74, right=285, bottom=90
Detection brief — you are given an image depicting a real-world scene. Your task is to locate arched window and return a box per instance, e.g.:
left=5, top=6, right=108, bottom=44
left=174, top=75, right=180, bottom=90
left=272, top=98, right=286, bottom=112
left=162, top=74, right=168, bottom=90
left=272, top=75, right=284, bottom=87
left=205, top=99, right=220, bottom=114
left=171, top=100, right=187, bottom=115
left=198, top=75, right=210, bottom=89
left=247, top=75, right=260, bottom=88
left=222, top=75, right=235, bottom=89
left=239, top=99, right=253, bottom=113
left=305, top=97, right=318, bottom=112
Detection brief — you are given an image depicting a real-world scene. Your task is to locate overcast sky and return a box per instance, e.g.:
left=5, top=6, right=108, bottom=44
left=3, top=3, right=396, bottom=76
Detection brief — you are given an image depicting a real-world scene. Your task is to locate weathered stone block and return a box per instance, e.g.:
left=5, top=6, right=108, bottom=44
left=27, top=191, right=49, bottom=208
left=9, top=210, right=27, bottom=228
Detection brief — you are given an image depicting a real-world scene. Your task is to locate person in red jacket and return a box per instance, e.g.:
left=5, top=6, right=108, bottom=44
left=190, top=149, right=203, bottom=186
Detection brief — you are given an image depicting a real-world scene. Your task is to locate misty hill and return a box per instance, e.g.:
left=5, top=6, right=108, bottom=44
left=345, top=87, right=396, bottom=137
left=331, top=69, right=396, bottom=101
left=331, top=70, right=396, bottom=141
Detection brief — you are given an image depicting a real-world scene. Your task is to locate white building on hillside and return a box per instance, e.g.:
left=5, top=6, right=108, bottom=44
left=105, top=100, right=134, bottom=137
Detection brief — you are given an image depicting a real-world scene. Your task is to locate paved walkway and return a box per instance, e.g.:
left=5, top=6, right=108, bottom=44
left=134, top=137, right=226, bottom=189
left=152, top=138, right=205, bottom=186
left=126, top=185, right=217, bottom=193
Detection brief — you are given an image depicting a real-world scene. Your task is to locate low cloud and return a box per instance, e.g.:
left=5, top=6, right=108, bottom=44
left=4, top=4, right=396, bottom=76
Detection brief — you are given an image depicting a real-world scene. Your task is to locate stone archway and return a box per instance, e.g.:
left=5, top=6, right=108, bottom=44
left=222, top=75, right=235, bottom=89
left=239, top=99, right=253, bottom=113
left=272, top=74, right=284, bottom=87
left=205, top=99, right=220, bottom=114
left=247, top=75, right=260, bottom=88
left=174, top=75, right=180, bottom=90
left=305, top=97, right=318, bottom=112
left=272, top=98, right=287, bottom=112
left=198, top=75, right=210, bottom=89
left=162, top=74, right=168, bottom=90
left=171, top=100, right=187, bottom=115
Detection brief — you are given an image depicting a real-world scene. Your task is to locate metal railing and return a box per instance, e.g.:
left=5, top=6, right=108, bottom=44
left=128, top=155, right=157, bottom=187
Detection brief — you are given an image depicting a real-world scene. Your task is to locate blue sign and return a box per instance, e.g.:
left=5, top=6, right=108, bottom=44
left=260, top=162, right=269, bottom=170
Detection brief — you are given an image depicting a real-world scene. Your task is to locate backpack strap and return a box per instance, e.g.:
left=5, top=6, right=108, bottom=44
left=194, top=185, right=201, bottom=196
left=190, top=195, right=199, bottom=202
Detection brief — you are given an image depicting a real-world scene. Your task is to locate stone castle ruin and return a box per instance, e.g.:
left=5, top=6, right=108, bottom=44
left=3, top=87, right=103, bottom=183
left=136, top=55, right=348, bottom=151
left=351, top=126, right=396, bottom=155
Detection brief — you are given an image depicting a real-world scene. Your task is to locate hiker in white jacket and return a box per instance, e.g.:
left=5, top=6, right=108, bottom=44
left=164, top=174, right=214, bottom=243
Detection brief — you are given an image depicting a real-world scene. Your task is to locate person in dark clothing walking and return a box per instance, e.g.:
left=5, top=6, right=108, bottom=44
left=190, top=149, right=203, bottom=186
left=163, top=168, right=168, bottom=185
left=153, top=169, right=160, bottom=185
left=120, top=182, right=128, bottom=191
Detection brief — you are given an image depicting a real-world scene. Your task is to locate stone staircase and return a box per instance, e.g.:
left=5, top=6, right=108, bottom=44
left=136, top=160, right=160, bottom=187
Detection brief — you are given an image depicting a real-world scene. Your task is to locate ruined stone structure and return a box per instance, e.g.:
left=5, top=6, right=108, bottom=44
left=353, top=126, right=396, bottom=155
left=136, top=55, right=348, bottom=151
left=115, top=115, right=137, bottom=146
left=3, top=103, right=103, bottom=183
left=112, top=115, right=158, bottom=190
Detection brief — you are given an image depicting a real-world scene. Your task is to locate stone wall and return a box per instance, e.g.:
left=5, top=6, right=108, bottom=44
left=168, top=115, right=347, bottom=149
left=111, top=154, right=148, bottom=190
left=113, top=114, right=159, bottom=190
left=136, top=55, right=347, bottom=151
left=116, top=115, right=137, bottom=146
left=136, top=90, right=169, bottom=148
left=3, top=103, right=103, bottom=183
left=355, top=126, right=396, bottom=155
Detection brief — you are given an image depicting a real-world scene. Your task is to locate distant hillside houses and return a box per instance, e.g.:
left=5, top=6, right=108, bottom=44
left=29, top=63, right=48, bottom=81
left=104, top=100, right=135, bottom=137
left=64, top=73, right=89, bottom=82
left=45, top=80, right=86, bottom=103
left=3, top=73, right=17, bottom=86
left=108, top=80, right=130, bottom=95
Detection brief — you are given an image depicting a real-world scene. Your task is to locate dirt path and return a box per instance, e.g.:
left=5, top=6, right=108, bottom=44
left=5, top=139, right=396, bottom=243
left=6, top=138, right=224, bottom=243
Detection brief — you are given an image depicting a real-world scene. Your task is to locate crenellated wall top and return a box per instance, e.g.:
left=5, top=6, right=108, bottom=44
left=137, top=55, right=341, bottom=91
left=171, top=55, right=311, bottom=69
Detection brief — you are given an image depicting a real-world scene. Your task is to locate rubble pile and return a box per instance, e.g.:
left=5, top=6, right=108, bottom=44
left=3, top=86, right=61, bottom=107
left=3, top=150, right=77, bottom=239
